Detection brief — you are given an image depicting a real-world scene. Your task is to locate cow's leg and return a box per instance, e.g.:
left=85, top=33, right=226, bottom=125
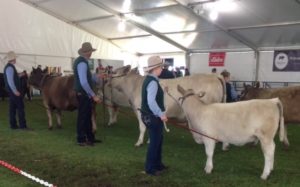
left=45, top=104, right=53, bottom=130
left=107, top=105, right=118, bottom=126
left=91, top=105, right=97, bottom=133
left=135, top=110, right=146, bottom=147
left=55, top=110, right=62, bottom=128
left=283, top=125, right=290, bottom=147
left=260, top=139, right=275, bottom=180
left=204, top=140, right=216, bottom=174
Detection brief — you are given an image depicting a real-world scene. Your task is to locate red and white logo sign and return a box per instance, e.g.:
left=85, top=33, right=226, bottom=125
left=209, top=52, right=226, bottom=66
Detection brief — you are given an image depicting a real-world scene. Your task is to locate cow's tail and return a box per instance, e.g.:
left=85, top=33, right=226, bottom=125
left=276, top=99, right=290, bottom=147
left=217, top=76, right=227, bottom=103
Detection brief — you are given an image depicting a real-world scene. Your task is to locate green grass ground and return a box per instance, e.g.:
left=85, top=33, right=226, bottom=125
left=0, top=98, right=299, bottom=187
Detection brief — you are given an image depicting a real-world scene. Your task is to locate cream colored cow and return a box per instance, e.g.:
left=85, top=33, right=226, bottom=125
left=107, top=65, right=226, bottom=147
left=176, top=85, right=289, bottom=180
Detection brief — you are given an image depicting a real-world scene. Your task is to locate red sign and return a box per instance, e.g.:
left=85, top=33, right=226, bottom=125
left=209, top=52, right=226, bottom=66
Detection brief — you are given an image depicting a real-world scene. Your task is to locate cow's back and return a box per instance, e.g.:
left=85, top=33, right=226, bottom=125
left=160, top=74, right=225, bottom=119
left=186, top=98, right=281, bottom=145
left=242, top=86, right=300, bottom=123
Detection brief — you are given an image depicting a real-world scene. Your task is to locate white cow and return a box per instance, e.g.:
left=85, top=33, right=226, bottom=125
left=107, top=65, right=226, bottom=146
left=101, top=85, right=131, bottom=125
left=176, top=85, right=289, bottom=180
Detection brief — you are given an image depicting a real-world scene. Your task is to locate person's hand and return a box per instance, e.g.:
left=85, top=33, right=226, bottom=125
left=92, top=95, right=102, bottom=104
left=160, top=114, right=168, bottom=122
left=15, top=91, right=21, bottom=96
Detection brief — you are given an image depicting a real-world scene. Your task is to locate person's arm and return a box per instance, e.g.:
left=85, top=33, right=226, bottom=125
left=77, top=62, right=96, bottom=97
left=6, top=67, right=18, bottom=94
left=147, top=81, right=164, bottom=117
left=231, top=83, right=238, bottom=101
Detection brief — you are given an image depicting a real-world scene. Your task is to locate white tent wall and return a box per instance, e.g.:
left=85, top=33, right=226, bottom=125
left=0, top=54, right=72, bottom=75
left=258, top=51, right=300, bottom=83
left=190, top=51, right=300, bottom=83
left=0, top=0, right=137, bottom=73
left=190, top=52, right=256, bottom=81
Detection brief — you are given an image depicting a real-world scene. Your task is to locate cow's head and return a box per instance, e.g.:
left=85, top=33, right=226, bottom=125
left=107, top=65, right=131, bottom=89
left=29, top=67, right=48, bottom=89
left=129, top=67, right=139, bottom=75
left=112, top=65, right=131, bottom=77
left=177, top=85, right=205, bottom=105
left=239, top=82, right=260, bottom=101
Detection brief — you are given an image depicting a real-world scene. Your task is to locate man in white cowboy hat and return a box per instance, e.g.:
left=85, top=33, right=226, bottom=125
left=73, top=42, right=102, bottom=146
left=3, top=51, right=29, bottom=130
left=140, top=56, right=168, bottom=176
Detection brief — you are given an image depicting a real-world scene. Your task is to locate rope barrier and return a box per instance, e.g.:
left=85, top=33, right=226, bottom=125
left=0, top=160, right=57, bottom=187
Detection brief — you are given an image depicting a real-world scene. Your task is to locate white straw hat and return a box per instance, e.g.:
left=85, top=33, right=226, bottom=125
left=143, top=56, right=163, bottom=72
left=5, top=51, right=17, bottom=62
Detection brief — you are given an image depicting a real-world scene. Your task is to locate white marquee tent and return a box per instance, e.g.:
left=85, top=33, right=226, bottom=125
left=1, top=0, right=300, bottom=83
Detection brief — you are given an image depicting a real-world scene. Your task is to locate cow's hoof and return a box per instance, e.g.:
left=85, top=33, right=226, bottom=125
left=204, top=167, right=212, bottom=174
left=135, top=143, right=143, bottom=147
left=222, top=147, right=229, bottom=151
left=48, top=127, right=53, bottom=130
left=57, top=125, right=62, bottom=129
left=107, top=122, right=116, bottom=126
left=260, top=174, right=268, bottom=180
left=283, top=142, right=290, bottom=150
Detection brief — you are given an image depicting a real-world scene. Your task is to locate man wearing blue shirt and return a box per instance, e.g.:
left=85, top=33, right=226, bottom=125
left=73, top=42, right=101, bottom=146
left=141, top=56, right=168, bottom=176
left=3, top=51, right=28, bottom=129
left=221, top=70, right=238, bottom=102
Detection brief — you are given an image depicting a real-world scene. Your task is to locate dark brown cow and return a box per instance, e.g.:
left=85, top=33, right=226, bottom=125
left=28, top=68, right=97, bottom=131
left=0, top=73, right=8, bottom=100
left=240, top=82, right=300, bottom=123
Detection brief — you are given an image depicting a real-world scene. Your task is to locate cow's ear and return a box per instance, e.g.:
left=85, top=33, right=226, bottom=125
left=129, top=67, right=139, bottom=75
left=124, top=65, right=131, bottom=74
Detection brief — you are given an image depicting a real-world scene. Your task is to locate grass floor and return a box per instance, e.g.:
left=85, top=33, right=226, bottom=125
left=0, top=98, right=299, bottom=187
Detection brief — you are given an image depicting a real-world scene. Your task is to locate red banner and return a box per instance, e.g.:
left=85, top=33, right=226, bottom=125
left=209, top=52, right=226, bottom=66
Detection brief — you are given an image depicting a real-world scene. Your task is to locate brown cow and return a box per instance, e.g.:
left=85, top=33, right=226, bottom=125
left=240, top=82, right=300, bottom=123
left=28, top=67, right=97, bottom=131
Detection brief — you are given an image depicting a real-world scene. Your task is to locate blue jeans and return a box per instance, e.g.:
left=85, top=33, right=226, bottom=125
left=76, top=94, right=94, bottom=143
left=141, top=114, right=164, bottom=174
left=8, top=92, right=27, bottom=129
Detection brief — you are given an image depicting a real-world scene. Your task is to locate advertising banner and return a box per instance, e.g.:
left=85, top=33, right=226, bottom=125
left=273, top=50, right=300, bottom=71
left=209, top=52, right=226, bottom=66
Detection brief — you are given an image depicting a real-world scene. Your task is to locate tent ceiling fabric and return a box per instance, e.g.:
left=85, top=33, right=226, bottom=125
left=22, top=0, right=300, bottom=55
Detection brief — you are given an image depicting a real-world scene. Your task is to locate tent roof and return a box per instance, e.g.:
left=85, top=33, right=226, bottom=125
left=21, top=0, right=300, bottom=55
